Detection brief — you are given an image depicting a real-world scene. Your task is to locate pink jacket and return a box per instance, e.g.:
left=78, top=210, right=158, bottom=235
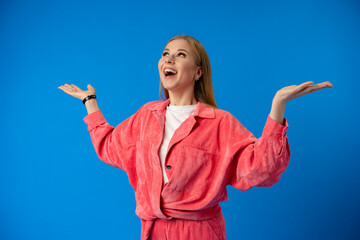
left=83, top=98, right=290, bottom=221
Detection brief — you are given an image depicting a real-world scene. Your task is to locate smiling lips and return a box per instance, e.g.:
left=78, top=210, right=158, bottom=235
left=163, top=67, right=177, bottom=79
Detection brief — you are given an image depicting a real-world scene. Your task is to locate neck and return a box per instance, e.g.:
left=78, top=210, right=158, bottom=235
left=168, top=91, right=197, bottom=106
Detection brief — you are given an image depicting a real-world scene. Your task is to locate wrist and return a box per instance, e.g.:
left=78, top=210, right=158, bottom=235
left=270, top=95, right=286, bottom=125
left=82, top=94, right=96, bottom=104
left=273, top=93, right=287, bottom=106
left=84, top=97, right=99, bottom=114
left=84, top=98, right=97, bottom=104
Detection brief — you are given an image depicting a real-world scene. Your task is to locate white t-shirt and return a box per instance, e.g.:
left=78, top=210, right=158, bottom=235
left=159, top=103, right=197, bottom=184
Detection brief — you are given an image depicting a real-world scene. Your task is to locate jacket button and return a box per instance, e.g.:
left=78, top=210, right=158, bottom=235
left=166, top=165, right=172, bottom=170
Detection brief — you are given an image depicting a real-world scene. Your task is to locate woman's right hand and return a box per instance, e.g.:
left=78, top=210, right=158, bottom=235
left=58, top=84, right=96, bottom=101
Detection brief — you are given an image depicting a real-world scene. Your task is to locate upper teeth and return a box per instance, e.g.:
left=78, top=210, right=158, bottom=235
left=164, top=68, right=177, bottom=74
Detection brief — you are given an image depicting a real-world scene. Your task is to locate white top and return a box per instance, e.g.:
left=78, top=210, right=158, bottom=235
left=159, top=103, right=197, bottom=184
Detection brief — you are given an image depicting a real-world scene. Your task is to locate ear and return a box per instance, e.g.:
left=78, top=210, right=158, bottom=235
left=195, top=67, right=203, bottom=80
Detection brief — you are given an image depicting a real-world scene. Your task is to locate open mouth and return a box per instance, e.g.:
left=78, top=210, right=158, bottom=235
left=164, top=68, right=177, bottom=78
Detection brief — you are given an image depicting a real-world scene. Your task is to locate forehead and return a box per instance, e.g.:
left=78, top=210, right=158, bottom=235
left=165, top=39, right=192, bottom=51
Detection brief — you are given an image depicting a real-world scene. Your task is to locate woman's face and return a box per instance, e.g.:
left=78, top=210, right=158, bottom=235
left=158, top=39, right=202, bottom=95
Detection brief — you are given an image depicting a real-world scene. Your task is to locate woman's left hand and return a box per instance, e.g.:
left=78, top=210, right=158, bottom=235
left=275, top=81, right=333, bottom=104
left=269, top=81, right=333, bottom=125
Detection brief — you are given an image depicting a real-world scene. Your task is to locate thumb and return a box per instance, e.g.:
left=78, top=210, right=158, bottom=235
left=87, top=84, right=96, bottom=91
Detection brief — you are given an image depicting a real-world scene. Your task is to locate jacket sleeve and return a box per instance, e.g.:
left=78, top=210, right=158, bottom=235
left=83, top=109, right=141, bottom=172
left=223, top=114, right=290, bottom=191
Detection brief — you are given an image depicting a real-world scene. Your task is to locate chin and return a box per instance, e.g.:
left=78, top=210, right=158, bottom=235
left=162, top=85, right=174, bottom=92
left=161, top=81, right=175, bottom=91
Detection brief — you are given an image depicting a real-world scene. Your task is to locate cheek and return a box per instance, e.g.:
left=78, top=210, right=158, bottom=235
left=183, top=61, right=196, bottom=71
left=158, top=60, right=163, bottom=73
left=181, top=64, right=196, bottom=78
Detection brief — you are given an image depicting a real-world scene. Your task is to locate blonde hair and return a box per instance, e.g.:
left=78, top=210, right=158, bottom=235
left=159, top=35, right=218, bottom=108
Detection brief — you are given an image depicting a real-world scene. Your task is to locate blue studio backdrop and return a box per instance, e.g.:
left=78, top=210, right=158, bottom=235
left=1, top=0, right=359, bottom=239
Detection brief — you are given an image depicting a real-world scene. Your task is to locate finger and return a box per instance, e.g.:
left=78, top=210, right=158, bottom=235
left=318, top=81, right=333, bottom=88
left=295, top=81, right=314, bottom=92
left=60, top=85, right=74, bottom=92
left=65, top=84, right=77, bottom=91
left=63, top=84, right=72, bottom=89
left=58, top=87, right=74, bottom=95
left=71, top=84, right=82, bottom=91
left=58, top=85, right=69, bottom=91
left=296, top=84, right=330, bottom=97
left=87, top=84, right=95, bottom=90
left=305, top=86, right=322, bottom=94
left=306, top=82, right=332, bottom=91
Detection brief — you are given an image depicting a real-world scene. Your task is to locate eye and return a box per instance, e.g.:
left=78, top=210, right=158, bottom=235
left=162, top=52, right=169, bottom=57
left=177, top=52, right=186, bottom=57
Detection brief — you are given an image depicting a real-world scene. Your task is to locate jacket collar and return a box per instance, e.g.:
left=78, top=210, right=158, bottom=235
left=149, top=98, right=215, bottom=119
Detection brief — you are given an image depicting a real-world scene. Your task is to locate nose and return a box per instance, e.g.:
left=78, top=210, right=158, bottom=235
left=165, top=55, right=174, bottom=64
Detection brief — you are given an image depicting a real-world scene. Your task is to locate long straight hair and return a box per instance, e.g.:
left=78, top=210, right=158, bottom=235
left=159, top=35, right=218, bottom=108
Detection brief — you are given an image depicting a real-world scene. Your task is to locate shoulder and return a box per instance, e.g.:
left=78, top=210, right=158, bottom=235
left=212, top=107, right=247, bottom=132
left=133, top=100, right=167, bottom=115
left=213, top=107, right=237, bottom=122
left=212, top=108, right=252, bottom=138
left=214, top=108, right=231, bottom=117
left=142, top=100, right=164, bottom=109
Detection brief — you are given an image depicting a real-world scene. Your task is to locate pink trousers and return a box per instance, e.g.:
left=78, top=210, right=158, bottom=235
left=140, top=211, right=226, bottom=240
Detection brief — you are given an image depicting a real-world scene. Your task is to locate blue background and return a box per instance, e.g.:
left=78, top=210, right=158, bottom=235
left=1, top=0, right=359, bottom=239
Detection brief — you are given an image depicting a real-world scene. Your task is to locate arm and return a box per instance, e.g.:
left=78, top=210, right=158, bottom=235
left=224, top=114, right=290, bottom=191
left=83, top=110, right=138, bottom=171
left=227, top=81, right=333, bottom=190
left=58, top=83, right=136, bottom=171
left=84, top=98, right=100, bottom=115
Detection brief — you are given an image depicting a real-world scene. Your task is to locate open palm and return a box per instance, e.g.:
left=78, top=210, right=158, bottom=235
left=276, top=81, right=333, bottom=103
left=58, top=84, right=96, bottom=101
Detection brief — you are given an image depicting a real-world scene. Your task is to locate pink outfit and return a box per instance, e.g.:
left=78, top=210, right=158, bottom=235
left=83, top=99, right=290, bottom=239
left=160, top=103, right=197, bottom=184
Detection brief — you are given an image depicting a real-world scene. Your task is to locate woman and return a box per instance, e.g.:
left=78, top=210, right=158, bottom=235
left=58, top=35, right=333, bottom=240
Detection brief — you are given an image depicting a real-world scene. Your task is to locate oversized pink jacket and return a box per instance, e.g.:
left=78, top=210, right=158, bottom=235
left=83, top=98, right=290, bottom=221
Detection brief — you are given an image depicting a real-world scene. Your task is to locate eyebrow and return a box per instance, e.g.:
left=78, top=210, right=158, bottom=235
left=164, top=48, right=189, bottom=53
